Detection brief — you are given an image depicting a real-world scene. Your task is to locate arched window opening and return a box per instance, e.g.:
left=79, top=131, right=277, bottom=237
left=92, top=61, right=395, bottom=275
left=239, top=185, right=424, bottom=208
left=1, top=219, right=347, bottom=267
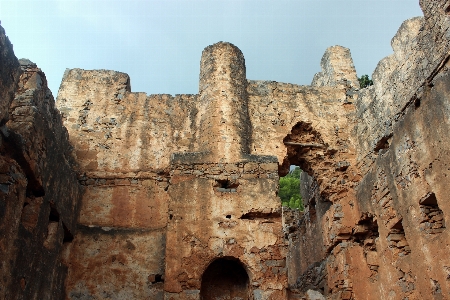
left=280, top=122, right=332, bottom=213
left=200, top=257, right=250, bottom=300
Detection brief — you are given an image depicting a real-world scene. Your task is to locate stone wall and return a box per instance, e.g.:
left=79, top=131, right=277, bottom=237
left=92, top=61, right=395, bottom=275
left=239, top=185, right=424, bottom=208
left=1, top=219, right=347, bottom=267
left=1, top=0, right=450, bottom=299
left=0, top=23, right=82, bottom=300
left=56, top=39, right=359, bottom=299
left=300, top=1, right=450, bottom=299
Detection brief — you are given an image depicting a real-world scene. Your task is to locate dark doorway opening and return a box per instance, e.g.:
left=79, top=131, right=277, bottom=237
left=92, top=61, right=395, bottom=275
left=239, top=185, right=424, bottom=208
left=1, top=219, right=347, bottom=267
left=200, top=257, right=250, bottom=300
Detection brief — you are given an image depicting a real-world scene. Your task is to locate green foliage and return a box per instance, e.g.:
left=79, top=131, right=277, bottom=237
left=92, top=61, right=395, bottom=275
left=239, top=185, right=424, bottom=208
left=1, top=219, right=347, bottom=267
left=279, top=167, right=303, bottom=210
left=358, top=74, right=373, bottom=88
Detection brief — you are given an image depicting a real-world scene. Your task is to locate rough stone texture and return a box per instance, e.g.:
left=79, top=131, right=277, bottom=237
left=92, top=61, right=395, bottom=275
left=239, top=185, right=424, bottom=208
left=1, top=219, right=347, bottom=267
left=57, top=69, right=197, bottom=174
left=2, top=0, right=450, bottom=299
left=306, top=289, right=326, bottom=300
left=0, top=24, right=82, bottom=300
left=197, top=42, right=251, bottom=160
left=0, top=21, right=21, bottom=123
left=285, top=173, right=329, bottom=294
left=62, top=227, right=166, bottom=300
left=321, top=1, right=450, bottom=299
left=165, top=162, right=286, bottom=298
left=57, top=37, right=362, bottom=298
left=356, top=0, right=450, bottom=172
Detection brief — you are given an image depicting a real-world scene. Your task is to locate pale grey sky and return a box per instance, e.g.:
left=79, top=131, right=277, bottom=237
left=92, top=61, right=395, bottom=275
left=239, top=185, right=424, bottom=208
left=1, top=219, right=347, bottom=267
left=1, top=0, right=422, bottom=96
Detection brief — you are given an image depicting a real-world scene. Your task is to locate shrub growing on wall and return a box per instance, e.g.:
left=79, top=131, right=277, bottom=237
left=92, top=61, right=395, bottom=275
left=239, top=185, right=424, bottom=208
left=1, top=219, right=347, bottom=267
left=358, top=74, right=373, bottom=88
left=279, top=167, right=303, bottom=210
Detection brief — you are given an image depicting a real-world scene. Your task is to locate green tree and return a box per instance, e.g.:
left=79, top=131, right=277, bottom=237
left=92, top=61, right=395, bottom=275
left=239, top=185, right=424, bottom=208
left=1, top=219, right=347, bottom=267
left=358, top=74, right=373, bottom=88
left=279, top=167, right=303, bottom=210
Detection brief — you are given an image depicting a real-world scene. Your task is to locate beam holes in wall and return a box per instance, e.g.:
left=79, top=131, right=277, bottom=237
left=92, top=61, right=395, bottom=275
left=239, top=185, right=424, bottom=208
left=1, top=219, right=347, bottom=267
left=20, top=277, right=26, bottom=290
left=200, top=257, right=249, bottom=300
left=49, top=205, right=60, bottom=223
left=355, top=213, right=380, bottom=279
left=226, top=215, right=231, bottom=219
left=214, top=179, right=239, bottom=193
left=387, top=219, right=410, bottom=256
left=307, top=197, right=317, bottom=222
left=148, top=274, right=164, bottom=284
left=44, top=205, right=60, bottom=249
left=62, top=222, right=74, bottom=243
left=374, top=134, right=393, bottom=153
left=419, top=192, right=445, bottom=234
left=354, top=213, right=379, bottom=250
left=240, top=211, right=281, bottom=220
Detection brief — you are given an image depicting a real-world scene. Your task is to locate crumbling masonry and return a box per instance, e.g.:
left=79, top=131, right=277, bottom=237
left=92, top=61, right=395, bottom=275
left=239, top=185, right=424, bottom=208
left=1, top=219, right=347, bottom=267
left=1, top=0, right=450, bottom=299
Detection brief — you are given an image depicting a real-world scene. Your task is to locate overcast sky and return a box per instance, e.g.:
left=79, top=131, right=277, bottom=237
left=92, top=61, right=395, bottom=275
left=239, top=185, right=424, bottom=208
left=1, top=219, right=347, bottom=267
left=1, top=0, right=422, bottom=96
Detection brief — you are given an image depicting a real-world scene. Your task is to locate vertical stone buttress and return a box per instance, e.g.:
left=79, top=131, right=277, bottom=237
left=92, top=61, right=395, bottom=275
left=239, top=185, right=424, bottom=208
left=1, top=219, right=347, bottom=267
left=198, top=42, right=251, bottom=162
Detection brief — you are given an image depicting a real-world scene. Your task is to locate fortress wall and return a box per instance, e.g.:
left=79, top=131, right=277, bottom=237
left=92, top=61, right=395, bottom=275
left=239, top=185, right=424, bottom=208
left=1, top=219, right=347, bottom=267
left=57, top=39, right=360, bottom=299
left=356, top=0, right=450, bottom=170
left=247, top=81, right=351, bottom=165
left=63, top=227, right=166, bottom=299
left=351, top=69, right=450, bottom=299
left=57, top=69, right=198, bottom=174
left=56, top=69, right=202, bottom=299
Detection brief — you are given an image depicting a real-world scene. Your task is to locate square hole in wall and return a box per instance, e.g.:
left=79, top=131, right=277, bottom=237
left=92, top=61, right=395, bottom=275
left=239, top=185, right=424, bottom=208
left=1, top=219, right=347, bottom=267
left=419, top=193, right=445, bottom=234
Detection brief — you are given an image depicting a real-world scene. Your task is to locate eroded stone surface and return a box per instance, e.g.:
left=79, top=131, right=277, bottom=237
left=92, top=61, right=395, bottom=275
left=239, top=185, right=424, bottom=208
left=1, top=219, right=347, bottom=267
left=1, top=1, right=450, bottom=299
left=0, top=24, right=82, bottom=300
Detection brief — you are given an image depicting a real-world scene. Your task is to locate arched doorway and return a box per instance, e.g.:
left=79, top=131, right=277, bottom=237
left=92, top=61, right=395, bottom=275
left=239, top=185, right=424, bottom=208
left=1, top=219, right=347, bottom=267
left=200, top=257, right=250, bottom=300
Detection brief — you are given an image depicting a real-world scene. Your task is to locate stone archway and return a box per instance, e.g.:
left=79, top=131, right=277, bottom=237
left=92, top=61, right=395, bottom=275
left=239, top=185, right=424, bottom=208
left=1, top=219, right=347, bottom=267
left=200, top=257, right=250, bottom=300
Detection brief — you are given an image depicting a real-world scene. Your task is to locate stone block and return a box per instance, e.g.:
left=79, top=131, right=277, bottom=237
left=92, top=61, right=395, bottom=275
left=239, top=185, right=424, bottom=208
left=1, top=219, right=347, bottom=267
left=306, top=289, right=325, bottom=300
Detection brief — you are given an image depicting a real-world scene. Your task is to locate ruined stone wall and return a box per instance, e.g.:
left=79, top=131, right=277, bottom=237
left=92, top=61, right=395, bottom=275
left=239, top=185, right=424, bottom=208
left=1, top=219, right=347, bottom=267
left=165, top=161, right=286, bottom=299
left=284, top=172, right=329, bottom=296
left=276, top=2, right=450, bottom=299
left=56, top=38, right=359, bottom=299
left=295, top=1, right=450, bottom=299
left=0, top=23, right=82, bottom=300
left=2, top=1, right=450, bottom=299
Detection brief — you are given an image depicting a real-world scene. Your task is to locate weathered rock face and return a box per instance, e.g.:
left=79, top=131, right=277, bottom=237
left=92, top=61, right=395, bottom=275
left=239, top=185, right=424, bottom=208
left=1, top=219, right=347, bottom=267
left=0, top=24, right=82, bottom=300
left=314, top=2, right=450, bottom=299
left=2, top=0, right=450, bottom=299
